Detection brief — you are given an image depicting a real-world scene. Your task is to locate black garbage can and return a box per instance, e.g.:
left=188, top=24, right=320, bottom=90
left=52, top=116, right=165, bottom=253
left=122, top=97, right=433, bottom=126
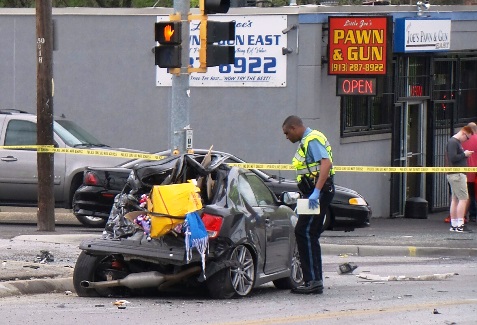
left=404, top=197, right=428, bottom=219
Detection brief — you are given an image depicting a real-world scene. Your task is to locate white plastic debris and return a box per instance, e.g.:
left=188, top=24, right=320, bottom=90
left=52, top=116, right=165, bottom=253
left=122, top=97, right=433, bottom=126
left=357, top=272, right=458, bottom=281
left=113, top=300, right=130, bottom=307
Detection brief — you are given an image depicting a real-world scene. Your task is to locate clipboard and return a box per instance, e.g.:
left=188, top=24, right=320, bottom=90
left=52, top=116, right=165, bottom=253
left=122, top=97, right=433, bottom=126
left=296, top=199, right=320, bottom=215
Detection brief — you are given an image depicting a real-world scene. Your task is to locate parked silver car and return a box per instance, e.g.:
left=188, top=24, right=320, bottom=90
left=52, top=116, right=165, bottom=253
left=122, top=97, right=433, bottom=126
left=0, top=109, right=145, bottom=219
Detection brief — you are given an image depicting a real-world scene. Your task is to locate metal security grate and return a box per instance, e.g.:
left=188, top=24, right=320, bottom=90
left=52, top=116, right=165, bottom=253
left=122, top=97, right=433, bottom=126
left=430, top=103, right=452, bottom=210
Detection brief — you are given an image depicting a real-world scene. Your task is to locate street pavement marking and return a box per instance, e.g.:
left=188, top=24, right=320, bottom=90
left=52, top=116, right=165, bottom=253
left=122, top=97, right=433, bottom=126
left=210, top=299, right=477, bottom=325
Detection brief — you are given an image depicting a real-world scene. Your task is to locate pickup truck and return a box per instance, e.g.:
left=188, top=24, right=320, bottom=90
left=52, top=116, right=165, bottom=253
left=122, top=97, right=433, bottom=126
left=0, top=109, right=146, bottom=226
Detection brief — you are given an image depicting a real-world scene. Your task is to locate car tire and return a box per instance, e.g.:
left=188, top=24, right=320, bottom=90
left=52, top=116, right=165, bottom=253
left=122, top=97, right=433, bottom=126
left=206, top=244, right=255, bottom=299
left=73, top=251, right=128, bottom=297
left=273, top=241, right=303, bottom=289
left=75, top=214, right=107, bottom=228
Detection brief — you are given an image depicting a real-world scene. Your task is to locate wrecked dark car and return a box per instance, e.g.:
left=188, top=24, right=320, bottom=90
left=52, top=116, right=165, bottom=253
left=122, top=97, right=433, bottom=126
left=73, top=152, right=303, bottom=299
left=73, top=149, right=371, bottom=229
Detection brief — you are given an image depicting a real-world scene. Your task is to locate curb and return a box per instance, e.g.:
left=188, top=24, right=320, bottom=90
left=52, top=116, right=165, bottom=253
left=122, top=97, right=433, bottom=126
left=0, top=211, right=80, bottom=226
left=322, top=244, right=477, bottom=257
left=0, top=277, right=74, bottom=298
left=2, top=244, right=476, bottom=299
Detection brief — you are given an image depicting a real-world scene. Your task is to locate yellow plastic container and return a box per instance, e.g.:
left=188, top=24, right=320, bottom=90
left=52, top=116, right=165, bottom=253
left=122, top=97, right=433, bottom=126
left=149, top=182, right=202, bottom=238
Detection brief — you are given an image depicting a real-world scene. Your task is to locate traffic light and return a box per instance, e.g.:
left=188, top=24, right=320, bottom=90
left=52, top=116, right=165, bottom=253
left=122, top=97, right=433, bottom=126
left=204, top=0, right=231, bottom=14
left=154, top=21, right=182, bottom=69
left=205, top=20, right=235, bottom=67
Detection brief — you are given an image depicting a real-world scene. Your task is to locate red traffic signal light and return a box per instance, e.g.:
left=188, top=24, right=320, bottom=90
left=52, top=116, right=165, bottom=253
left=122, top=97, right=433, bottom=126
left=155, top=21, right=182, bottom=44
left=154, top=21, right=182, bottom=69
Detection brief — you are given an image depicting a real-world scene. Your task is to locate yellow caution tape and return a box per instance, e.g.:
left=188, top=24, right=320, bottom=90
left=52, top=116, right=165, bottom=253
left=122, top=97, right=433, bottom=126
left=228, top=163, right=296, bottom=171
left=2, top=145, right=477, bottom=172
left=228, top=163, right=477, bottom=173
left=1, top=145, right=167, bottom=161
left=0, top=145, right=53, bottom=150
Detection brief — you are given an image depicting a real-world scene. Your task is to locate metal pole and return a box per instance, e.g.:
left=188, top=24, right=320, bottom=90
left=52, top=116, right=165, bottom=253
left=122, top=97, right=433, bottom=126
left=36, top=0, right=55, bottom=231
left=170, top=0, right=191, bottom=155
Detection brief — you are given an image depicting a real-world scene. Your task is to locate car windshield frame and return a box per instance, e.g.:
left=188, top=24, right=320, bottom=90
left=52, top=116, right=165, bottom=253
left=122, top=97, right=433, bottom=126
left=54, top=119, right=105, bottom=147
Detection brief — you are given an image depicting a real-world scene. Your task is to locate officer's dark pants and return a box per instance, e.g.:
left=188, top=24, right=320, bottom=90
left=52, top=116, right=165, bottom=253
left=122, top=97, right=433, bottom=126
left=295, top=182, right=335, bottom=283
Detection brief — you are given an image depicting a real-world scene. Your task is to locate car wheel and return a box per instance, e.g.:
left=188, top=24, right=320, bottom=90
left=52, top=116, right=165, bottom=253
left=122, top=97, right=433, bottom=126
left=207, top=245, right=255, bottom=299
left=75, top=214, right=107, bottom=228
left=73, top=251, right=129, bottom=297
left=322, top=207, right=332, bottom=232
left=273, top=241, right=303, bottom=289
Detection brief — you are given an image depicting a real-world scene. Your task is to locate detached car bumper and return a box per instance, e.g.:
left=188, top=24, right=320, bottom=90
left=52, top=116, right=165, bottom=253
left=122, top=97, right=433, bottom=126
left=79, top=235, right=233, bottom=267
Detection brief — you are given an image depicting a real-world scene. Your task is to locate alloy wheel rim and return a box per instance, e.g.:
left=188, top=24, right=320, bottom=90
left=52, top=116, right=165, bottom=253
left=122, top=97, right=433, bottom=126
left=230, top=245, right=254, bottom=296
left=291, top=244, right=303, bottom=284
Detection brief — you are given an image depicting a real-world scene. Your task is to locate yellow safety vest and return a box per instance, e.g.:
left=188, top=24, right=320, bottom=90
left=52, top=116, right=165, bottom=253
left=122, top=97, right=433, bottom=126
left=292, top=129, right=335, bottom=181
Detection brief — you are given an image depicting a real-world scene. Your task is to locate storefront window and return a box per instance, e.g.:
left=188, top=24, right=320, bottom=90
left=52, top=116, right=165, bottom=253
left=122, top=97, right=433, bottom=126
left=432, top=59, right=456, bottom=104
left=458, top=58, right=477, bottom=121
left=396, top=56, right=429, bottom=98
left=341, top=75, right=393, bottom=136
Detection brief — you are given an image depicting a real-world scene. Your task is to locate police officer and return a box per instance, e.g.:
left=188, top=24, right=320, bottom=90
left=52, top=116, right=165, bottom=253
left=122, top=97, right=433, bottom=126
left=282, top=115, right=335, bottom=294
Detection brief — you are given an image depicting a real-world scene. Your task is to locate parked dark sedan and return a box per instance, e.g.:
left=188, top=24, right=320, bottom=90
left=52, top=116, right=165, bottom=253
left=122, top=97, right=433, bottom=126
left=73, top=149, right=371, bottom=228
left=74, top=152, right=303, bottom=299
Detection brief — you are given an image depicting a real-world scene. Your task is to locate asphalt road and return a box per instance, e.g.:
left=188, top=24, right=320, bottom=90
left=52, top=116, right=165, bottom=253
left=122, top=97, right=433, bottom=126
left=1, top=256, right=476, bottom=325
left=0, top=205, right=476, bottom=324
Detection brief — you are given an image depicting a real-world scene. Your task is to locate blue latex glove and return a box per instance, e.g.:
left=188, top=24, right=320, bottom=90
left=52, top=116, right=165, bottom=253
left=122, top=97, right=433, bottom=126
left=308, top=188, right=320, bottom=210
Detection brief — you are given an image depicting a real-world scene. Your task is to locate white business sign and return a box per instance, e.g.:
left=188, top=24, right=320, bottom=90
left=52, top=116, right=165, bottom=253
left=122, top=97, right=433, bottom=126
left=404, top=19, right=451, bottom=52
left=156, top=15, right=287, bottom=87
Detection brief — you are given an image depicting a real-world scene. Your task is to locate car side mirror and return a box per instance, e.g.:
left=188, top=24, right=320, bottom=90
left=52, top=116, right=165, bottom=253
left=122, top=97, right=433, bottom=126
left=280, top=191, right=301, bottom=205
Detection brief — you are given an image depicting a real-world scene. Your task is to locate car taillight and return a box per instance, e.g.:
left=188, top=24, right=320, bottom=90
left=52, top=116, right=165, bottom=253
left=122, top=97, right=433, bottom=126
left=201, top=213, right=223, bottom=239
left=84, top=172, right=99, bottom=186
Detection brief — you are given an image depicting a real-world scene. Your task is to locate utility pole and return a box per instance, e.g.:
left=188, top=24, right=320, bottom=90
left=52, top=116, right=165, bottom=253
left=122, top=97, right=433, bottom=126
left=170, top=0, right=191, bottom=155
left=36, top=0, right=55, bottom=231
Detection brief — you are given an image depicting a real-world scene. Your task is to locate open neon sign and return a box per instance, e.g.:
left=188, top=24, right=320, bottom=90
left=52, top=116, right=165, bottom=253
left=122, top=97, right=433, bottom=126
left=337, top=77, right=377, bottom=96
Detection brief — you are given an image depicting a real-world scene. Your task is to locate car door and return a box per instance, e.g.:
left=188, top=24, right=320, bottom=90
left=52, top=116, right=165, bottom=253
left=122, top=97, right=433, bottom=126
left=0, top=117, right=65, bottom=204
left=238, top=172, right=291, bottom=274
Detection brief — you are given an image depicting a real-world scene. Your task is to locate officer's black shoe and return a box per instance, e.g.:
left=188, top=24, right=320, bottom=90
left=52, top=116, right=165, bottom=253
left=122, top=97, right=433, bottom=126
left=291, top=280, right=323, bottom=294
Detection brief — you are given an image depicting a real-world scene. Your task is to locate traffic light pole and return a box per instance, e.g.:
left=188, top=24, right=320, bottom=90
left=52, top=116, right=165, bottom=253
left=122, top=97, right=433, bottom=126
left=170, top=0, right=191, bottom=155
left=163, top=0, right=233, bottom=154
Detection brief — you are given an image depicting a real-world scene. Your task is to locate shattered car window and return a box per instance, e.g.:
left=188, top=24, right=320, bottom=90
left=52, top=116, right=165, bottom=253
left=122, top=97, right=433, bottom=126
left=243, top=172, right=276, bottom=206
left=238, top=175, right=258, bottom=207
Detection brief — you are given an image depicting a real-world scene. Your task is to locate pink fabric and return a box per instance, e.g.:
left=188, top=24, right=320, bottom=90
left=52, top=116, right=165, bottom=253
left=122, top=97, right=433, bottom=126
left=462, top=134, right=477, bottom=182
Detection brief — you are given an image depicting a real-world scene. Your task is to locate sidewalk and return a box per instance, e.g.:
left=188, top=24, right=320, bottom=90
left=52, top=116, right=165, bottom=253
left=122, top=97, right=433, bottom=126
left=321, top=210, right=477, bottom=255
left=0, top=208, right=475, bottom=298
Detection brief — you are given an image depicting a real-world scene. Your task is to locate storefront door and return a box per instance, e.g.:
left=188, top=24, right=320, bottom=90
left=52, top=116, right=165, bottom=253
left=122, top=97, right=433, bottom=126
left=391, top=101, right=427, bottom=216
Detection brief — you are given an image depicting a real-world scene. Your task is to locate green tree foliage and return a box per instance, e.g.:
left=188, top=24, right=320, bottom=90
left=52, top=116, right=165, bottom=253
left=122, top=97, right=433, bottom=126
left=0, top=0, right=200, bottom=7
left=0, top=0, right=468, bottom=7
left=0, top=0, right=152, bottom=7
